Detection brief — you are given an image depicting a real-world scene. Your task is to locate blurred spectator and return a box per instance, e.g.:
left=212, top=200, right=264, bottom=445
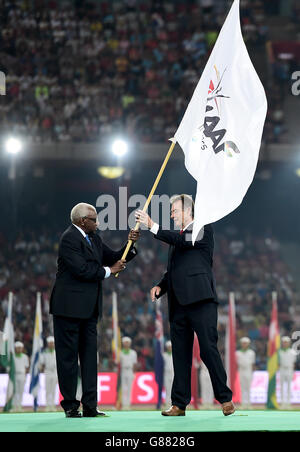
left=0, top=0, right=275, bottom=145
left=0, top=224, right=298, bottom=374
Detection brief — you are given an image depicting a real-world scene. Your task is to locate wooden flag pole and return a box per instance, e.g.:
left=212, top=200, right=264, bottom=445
left=115, top=139, right=177, bottom=277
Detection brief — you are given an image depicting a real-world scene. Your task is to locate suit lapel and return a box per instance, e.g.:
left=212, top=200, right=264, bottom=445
left=70, top=224, right=99, bottom=259
left=90, top=234, right=102, bottom=263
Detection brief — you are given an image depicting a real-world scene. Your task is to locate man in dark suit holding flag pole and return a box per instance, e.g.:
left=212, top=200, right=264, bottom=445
left=136, top=194, right=234, bottom=416
left=50, top=202, right=139, bottom=417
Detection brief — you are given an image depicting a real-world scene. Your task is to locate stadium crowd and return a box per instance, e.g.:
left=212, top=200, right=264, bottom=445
left=0, top=224, right=299, bottom=374
left=0, top=0, right=289, bottom=146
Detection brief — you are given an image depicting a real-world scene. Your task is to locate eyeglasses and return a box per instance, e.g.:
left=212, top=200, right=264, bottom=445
left=83, top=216, right=98, bottom=223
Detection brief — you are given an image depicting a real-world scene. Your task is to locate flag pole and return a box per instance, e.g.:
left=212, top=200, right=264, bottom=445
left=115, top=139, right=177, bottom=277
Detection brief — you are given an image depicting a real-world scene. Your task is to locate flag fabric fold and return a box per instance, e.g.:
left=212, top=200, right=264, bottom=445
left=174, top=0, right=267, bottom=243
left=191, top=333, right=200, bottom=409
left=112, top=291, right=122, bottom=408
left=0, top=292, right=16, bottom=412
left=29, top=292, right=43, bottom=411
left=266, top=292, right=280, bottom=409
left=225, top=292, right=241, bottom=403
left=154, top=301, right=164, bottom=409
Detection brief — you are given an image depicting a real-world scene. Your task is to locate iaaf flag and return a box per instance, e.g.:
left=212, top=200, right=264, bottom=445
left=266, top=292, right=280, bottom=409
left=174, top=0, right=267, bottom=243
left=29, top=292, right=43, bottom=411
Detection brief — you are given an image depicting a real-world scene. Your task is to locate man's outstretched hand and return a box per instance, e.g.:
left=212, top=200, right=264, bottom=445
left=135, top=210, right=154, bottom=229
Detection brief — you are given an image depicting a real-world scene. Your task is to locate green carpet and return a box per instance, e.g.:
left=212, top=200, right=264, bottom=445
left=0, top=410, right=300, bottom=432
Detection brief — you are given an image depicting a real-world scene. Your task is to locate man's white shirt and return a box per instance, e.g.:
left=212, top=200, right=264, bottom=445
left=150, top=221, right=195, bottom=235
left=279, top=348, right=297, bottom=370
left=14, top=353, right=29, bottom=375
left=120, top=349, right=137, bottom=372
left=40, top=350, right=57, bottom=373
left=236, top=349, right=256, bottom=373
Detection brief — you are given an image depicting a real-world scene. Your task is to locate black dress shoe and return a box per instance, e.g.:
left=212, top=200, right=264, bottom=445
left=82, top=408, right=107, bottom=417
left=65, top=408, right=82, bottom=418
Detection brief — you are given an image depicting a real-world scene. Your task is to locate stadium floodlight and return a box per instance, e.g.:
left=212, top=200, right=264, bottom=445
left=111, top=139, right=128, bottom=157
left=5, top=137, right=23, bottom=154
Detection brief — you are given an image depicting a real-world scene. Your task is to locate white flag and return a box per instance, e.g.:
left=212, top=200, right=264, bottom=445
left=174, top=0, right=267, bottom=243
left=29, top=292, right=43, bottom=410
left=1, top=292, right=16, bottom=411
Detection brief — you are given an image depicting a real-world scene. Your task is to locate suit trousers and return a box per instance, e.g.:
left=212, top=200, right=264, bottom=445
left=169, top=295, right=232, bottom=409
left=53, top=314, right=98, bottom=412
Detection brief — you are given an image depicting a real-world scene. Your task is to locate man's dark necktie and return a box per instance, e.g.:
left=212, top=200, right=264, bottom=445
left=85, top=235, right=92, bottom=247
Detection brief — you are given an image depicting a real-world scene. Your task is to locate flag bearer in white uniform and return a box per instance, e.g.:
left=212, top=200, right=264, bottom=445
left=163, top=341, right=174, bottom=407
left=40, top=336, right=57, bottom=411
left=13, top=341, right=30, bottom=411
left=200, top=361, right=214, bottom=408
left=120, top=337, right=137, bottom=409
left=279, top=336, right=296, bottom=408
left=236, top=337, right=255, bottom=408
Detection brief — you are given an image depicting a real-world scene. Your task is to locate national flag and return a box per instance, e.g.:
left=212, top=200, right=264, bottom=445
left=266, top=292, right=280, bottom=409
left=0, top=292, right=16, bottom=412
left=173, top=0, right=267, bottom=243
left=191, top=333, right=200, bottom=409
left=29, top=292, right=43, bottom=411
left=225, top=292, right=241, bottom=403
left=112, top=291, right=122, bottom=408
left=154, top=301, right=164, bottom=409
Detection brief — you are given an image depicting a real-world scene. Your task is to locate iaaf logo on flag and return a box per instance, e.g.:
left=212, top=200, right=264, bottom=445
left=198, top=65, right=240, bottom=158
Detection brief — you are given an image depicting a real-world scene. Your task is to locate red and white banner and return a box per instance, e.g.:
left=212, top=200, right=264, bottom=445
left=1, top=371, right=300, bottom=407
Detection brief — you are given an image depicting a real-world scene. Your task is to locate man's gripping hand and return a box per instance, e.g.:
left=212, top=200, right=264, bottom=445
left=110, top=259, right=127, bottom=274
left=128, top=229, right=140, bottom=242
left=150, top=286, right=161, bottom=302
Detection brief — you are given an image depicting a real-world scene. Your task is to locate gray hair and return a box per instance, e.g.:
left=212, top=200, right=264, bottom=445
left=70, top=202, right=96, bottom=223
left=170, top=194, right=194, bottom=217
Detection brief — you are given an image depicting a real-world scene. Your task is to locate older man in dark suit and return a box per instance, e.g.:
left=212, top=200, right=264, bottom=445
left=50, top=202, right=139, bottom=417
left=136, top=194, right=234, bottom=416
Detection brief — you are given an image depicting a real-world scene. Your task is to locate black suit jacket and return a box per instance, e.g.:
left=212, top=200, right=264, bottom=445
left=155, top=224, right=218, bottom=305
left=50, top=225, right=137, bottom=319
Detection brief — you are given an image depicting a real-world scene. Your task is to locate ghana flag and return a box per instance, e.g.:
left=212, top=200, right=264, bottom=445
left=266, top=292, right=280, bottom=409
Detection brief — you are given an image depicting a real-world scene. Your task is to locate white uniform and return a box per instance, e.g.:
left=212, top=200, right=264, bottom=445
left=200, top=361, right=214, bottom=406
left=40, top=349, right=57, bottom=410
left=236, top=349, right=255, bottom=407
left=163, top=351, right=174, bottom=406
left=120, top=349, right=137, bottom=408
left=13, top=353, right=29, bottom=411
left=279, top=348, right=296, bottom=406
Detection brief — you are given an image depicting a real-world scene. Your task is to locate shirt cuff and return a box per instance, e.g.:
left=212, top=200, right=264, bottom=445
left=150, top=222, right=159, bottom=235
left=104, top=267, right=111, bottom=278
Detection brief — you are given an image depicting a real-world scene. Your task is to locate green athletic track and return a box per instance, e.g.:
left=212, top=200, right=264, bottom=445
left=0, top=409, right=300, bottom=432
